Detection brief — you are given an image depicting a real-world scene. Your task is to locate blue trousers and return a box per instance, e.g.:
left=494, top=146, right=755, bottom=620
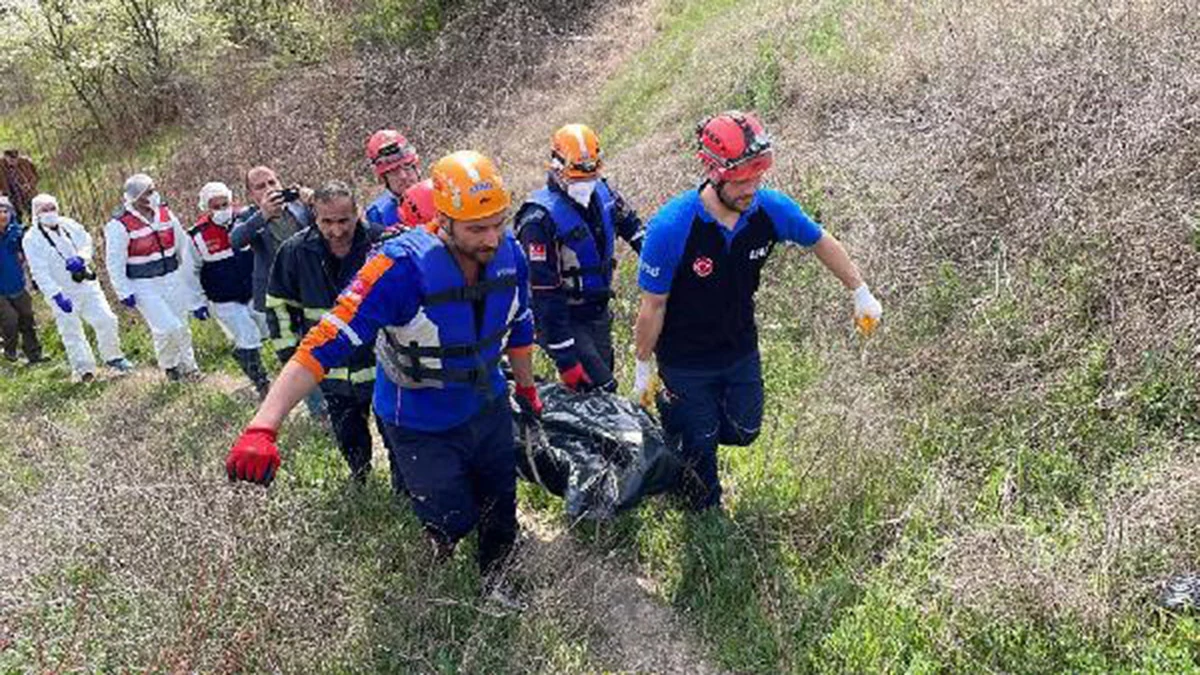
left=658, top=349, right=764, bottom=510
left=568, top=308, right=617, bottom=392
left=380, top=402, right=517, bottom=575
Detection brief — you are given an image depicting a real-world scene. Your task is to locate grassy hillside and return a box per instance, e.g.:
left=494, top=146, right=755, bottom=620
left=4, top=0, right=1200, bottom=672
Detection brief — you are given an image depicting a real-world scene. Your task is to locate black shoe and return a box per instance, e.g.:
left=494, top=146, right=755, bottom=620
left=24, top=354, right=49, bottom=365
left=3, top=352, right=17, bottom=363
left=106, top=357, right=135, bottom=374
left=427, top=532, right=457, bottom=565
left=165, top=367, right=182, bottom=382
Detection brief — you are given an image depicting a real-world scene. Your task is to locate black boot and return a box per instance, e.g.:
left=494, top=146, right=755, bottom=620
left=233, top=348, right=271, bottom=399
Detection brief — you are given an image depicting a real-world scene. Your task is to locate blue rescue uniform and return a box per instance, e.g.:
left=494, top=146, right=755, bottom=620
left=515, top=176, right=642, bottom=389
left=637, top=186, right=823, bottom=509
left=364, top=189, right=401, bottom=231
left=293, top=228, right=535, bottom=574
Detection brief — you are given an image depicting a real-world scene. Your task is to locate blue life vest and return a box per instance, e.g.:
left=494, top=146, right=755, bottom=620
left=365, top=190, right=400, bottom=230
left=525, top=182, right=616, bottom=304
left=374, top=229, right=524, bottom=430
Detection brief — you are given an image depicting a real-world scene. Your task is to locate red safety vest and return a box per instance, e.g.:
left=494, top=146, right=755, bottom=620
left=118, top=205, right=179, bottom=279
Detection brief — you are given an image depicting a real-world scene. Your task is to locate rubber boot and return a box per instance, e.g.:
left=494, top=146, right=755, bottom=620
left=233, top=348, right=271, bottom=399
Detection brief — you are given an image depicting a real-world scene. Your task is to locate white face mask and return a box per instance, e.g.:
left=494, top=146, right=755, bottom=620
left=147, top=191, right=162, bottom=211
left=38, top=212, right=60, bottom=227
left=211, top=207, right=233, bottom=225
left=566, top=179, right=598, bottom=207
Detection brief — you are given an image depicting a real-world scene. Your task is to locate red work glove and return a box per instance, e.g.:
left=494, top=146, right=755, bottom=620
left=225, top=426, right=281, bottom=486
left=558, top=362, right=593, bottom=392
left=514, top=384, right=544, bottom=418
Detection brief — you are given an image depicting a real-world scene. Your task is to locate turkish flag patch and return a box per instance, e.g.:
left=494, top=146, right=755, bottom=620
left=528, top=243, right=547, bottom=262
left=692, top=256, right=714, bottom=278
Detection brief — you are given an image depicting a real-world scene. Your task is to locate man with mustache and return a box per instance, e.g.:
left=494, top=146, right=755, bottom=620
left=262, top=181, right=391, bottom=487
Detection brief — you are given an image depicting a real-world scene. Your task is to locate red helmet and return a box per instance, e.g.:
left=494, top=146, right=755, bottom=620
left=695, top=111, right=773, bottom=183
left=398, top=179, right=436, bottom=228
left=366, top=129, right=419, bottom=177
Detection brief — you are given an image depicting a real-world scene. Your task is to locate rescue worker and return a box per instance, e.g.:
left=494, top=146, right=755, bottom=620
left=227, top=152, right=542, bottom=608
left=263, top=181, right=394, bottom=487
left=187, top=182, right=270, bottom=398
left=633, top=111, right=883, bottom=511
left=23, top=194, right=132, bottom=381
left=516, top=124, right=644, bottom=392
left=0, top=196, right=43, bottom=365
left=397, top=179, right=437, bottom=233
left=103, top=173, right=204, bottom=381
left=363, top=129, right=421, bottom=231
left=377, top=179, right=438, bottom=242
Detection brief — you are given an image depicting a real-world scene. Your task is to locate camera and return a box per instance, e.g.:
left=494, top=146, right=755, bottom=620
left=71, top=267, right=97, bottom=283
left=279, top=187, right=301, bottom=203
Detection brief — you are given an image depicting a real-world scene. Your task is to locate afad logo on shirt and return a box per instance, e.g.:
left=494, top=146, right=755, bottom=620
left=528, top=242, right=547, bottom=262
left=692, top=256, right=714, bottom=278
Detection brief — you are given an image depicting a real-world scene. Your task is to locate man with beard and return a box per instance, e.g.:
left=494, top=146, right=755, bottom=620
left=226, top=152, right=540, bottom=610
left=632, top=111, right=883, bottom=511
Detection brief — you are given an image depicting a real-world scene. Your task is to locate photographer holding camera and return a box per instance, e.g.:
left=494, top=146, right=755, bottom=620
left=230, top=166, right=313, bottom=315
left=231, top=165, right=327, bottom=419
left=24, top=193, right=133, bottom=382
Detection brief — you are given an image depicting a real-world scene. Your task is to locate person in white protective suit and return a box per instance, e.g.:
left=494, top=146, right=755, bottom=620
left=23, top=194, right=134, bottom=382
left=187, top=181, right=271, bottom=397
left=104, top=173, right=205, bottom=381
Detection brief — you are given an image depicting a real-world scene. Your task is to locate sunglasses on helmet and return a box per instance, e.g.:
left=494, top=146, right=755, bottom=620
left=374, top=142, right=417, bottom=164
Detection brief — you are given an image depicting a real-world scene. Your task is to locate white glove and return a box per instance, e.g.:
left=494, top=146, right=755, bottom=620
left=632, top=359, right=655, bottom=404
left=853, top=284, right=882, bottom=335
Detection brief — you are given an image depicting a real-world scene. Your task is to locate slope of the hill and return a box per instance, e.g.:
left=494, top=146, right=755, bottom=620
left=4, top=0, right=1200, bottom=672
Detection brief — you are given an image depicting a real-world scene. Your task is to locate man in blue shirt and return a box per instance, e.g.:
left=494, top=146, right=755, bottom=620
left=0, top=196, right=43, bottom=365
left=633, top=111, right=883, bottom=511
left=515, top=124, right=644, bottom=392
left=226, top=151, right=542, bottom=608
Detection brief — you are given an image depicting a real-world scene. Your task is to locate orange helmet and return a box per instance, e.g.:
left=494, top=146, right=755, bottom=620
left=430, top=151, right=511, bottom=221
left=399, top=179, right=436, bottom=229
left=696, top=111, right=773, bottom=183
left=365, top=129, right=419, bottom=177
left=550, top=124, right=603, bottom=180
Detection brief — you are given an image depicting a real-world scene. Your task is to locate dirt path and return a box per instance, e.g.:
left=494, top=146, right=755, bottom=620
left=519, top=512, right=726, bottom=674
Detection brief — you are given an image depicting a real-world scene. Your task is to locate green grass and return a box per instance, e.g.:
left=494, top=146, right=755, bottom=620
left=595, top=0, right=745, bottom=150
left=5, top=0, right=1200, bottom=672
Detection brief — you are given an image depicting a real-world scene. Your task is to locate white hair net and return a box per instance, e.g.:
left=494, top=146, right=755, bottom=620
left=123, top=173, right=154, bottom=202
left=31, top=193, right=58, bottom=215
left=198, top=182, right=232, bottom=210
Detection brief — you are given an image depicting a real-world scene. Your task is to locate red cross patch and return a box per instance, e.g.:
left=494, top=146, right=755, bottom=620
left=692, top=256, right=714, bottom=278
left=528, top=243, right=547, bottom=262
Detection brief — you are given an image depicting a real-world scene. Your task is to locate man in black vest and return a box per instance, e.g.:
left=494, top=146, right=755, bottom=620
left=265, top=181, right=398, bottom=489
left=633, top=111, right=883, bottom=511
